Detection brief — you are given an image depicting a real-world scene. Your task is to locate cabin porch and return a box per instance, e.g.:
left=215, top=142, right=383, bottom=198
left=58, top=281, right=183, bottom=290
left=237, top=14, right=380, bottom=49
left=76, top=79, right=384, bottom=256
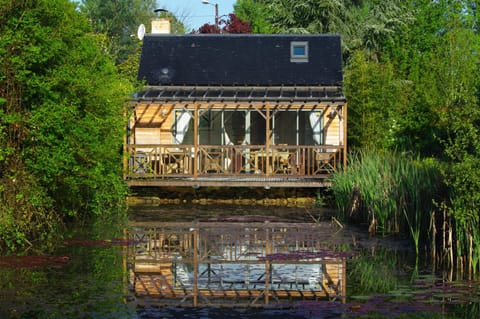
left=125, top=85, right=347, bottom=188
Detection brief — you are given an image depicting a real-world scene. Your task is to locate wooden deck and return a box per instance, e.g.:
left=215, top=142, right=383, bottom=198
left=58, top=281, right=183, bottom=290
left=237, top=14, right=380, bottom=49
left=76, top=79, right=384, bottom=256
left=132, top=259, right=345, bottom=305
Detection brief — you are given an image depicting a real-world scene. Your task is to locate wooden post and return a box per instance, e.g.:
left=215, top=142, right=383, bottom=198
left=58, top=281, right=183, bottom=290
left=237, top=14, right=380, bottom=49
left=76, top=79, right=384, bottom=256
left=341, top=258, right=347, bottom=304
left=194, top=105, right=198, bottom=178
left=193, top=228, right=198, bottom=306
left=265, top=103, right=270, bottom=177
left=265, top=222, right=270, bottom=304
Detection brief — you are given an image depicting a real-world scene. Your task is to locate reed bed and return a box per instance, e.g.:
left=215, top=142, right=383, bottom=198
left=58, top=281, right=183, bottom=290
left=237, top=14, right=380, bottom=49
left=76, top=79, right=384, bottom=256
left=332, top=149, right=441, bottom=253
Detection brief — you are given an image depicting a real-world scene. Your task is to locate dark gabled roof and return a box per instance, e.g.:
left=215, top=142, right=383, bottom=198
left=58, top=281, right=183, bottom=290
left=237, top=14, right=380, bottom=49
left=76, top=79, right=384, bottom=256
left=138, top=34, right=343, bottom=87
left=134, top=85, right=346, bottom=103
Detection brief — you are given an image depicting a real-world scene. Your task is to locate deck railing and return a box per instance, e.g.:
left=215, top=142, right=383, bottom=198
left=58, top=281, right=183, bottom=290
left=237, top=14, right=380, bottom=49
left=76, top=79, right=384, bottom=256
left=125, top=144, right=343, bottom=180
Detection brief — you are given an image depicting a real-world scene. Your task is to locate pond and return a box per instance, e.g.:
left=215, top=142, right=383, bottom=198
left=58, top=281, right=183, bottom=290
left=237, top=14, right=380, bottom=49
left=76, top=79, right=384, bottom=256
left=0, top=204, right=479, bottom=318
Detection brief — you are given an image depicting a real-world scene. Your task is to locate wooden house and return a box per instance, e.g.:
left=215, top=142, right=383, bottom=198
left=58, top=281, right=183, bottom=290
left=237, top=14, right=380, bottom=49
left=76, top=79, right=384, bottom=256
left=125, top=34, right=347, bottom=188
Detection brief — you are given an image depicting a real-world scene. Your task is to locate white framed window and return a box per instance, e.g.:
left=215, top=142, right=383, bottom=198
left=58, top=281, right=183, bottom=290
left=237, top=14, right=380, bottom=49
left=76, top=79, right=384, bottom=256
left=290, top=41, right=309, bottom=63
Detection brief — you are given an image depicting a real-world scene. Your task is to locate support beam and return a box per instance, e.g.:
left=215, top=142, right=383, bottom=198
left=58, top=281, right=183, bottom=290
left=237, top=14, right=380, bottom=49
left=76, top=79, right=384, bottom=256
left=194, top=104, right=199, bottom=178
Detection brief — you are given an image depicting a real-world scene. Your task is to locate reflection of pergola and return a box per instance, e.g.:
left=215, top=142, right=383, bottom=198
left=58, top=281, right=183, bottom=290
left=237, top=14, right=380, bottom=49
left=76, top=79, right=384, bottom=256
left=126, top=85, right=347, bottom=188
left=127, top=221, right=349, bottom=306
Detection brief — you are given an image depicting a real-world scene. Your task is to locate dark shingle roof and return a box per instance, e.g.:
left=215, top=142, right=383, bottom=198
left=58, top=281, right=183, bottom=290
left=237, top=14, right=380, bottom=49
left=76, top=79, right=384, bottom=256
left=137, top=34, right=343, bottom=86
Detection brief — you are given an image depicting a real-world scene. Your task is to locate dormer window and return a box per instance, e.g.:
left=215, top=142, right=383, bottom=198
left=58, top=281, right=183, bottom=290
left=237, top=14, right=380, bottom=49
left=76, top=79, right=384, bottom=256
left=290, top=41, right=309, bottom=63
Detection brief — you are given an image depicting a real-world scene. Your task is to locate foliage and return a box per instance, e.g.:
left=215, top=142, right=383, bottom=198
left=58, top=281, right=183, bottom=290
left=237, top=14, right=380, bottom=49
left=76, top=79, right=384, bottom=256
left=361, top=0, right=480, bottom=273
left=197, top=23, right=221, bottom=34
left=234, top=0, right=274, bottom=33
left=78, top=0, right=157, bottom=64
left=233, top=0, right=412, bottom=61
left=343, top=51, right=410, bottom=150
left=0, top=0, right=131, bottom=251
left=222, top=13, right=253, bottom=33
left=433, top=2, right=480, bottom=274
left=346, top=0, right=480, bottom=270
left=0, top=165, right=60, bottom=252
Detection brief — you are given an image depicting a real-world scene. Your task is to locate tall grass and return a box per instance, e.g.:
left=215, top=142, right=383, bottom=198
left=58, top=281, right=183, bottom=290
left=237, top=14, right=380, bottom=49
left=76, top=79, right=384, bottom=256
left=332, top=149, right=442, bottom=253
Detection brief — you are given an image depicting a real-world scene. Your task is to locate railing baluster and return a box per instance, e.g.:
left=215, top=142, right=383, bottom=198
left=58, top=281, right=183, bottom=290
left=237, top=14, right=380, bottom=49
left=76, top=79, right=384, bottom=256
left=125, top=144, right=342, bottom=186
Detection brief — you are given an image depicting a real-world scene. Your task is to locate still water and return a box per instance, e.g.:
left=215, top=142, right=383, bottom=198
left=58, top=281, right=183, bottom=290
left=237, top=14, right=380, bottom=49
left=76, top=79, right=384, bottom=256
left=0, top=204, right=479, bottom=318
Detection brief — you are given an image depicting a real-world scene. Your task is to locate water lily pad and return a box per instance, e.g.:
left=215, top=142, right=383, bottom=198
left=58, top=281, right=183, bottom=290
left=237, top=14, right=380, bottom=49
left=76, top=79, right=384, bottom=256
left=0, top=256, right=70, bottom=269
left=350, top=295, right=374, bottom=301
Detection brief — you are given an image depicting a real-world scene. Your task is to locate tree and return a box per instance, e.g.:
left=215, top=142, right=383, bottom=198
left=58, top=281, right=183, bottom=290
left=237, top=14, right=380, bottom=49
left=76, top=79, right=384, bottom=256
left=223, top=13, right=252, bottom=33
left=79, top=0, right=157, bottom=64
left=195, top=13, right=252, bottom=34
left=0, top=0, right=131, bottom=251
left=234, top=0, right=273, bottom=33
left=197, top=23, right=221, bottom=34
left=233, top=0, right=412, bottom=61
left=343, top=51, right=406, bottom=149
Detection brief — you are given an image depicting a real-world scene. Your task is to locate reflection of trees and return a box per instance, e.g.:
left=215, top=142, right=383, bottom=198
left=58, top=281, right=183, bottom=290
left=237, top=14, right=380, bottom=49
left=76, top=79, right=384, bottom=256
left=0, top=229, right=127, bottom=317
left=348, top=248, right=400, bottom=294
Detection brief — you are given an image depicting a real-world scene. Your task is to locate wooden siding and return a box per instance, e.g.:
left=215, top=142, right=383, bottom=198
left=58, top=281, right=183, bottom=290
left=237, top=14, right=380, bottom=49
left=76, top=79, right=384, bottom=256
left=134, top=104, right=174, bottom=144
left=324, top=109, right=342, bottom=146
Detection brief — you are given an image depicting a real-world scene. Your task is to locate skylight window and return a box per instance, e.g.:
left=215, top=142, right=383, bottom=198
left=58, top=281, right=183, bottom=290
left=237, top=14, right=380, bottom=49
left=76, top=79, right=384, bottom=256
left=291, top=41, right=309, bottom=63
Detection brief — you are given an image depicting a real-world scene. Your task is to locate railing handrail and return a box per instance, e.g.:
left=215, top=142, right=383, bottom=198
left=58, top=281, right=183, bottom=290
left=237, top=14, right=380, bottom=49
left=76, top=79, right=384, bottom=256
left=125, top=144, right=343, bottom=179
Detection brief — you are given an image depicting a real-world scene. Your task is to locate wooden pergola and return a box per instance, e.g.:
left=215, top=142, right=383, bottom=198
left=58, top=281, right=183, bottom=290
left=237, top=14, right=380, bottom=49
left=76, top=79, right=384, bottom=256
left=125, top=85, right=347, bottom=188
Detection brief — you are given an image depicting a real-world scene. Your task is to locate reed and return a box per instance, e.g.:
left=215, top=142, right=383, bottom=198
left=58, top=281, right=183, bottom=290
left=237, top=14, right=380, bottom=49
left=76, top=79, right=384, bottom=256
left=332, top=149, right=441, bottom=252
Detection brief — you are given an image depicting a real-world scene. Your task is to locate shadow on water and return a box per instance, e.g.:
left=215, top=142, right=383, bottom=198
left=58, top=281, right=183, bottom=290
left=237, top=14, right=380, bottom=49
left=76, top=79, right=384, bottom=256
left=0, top=204, right=479, bottom=318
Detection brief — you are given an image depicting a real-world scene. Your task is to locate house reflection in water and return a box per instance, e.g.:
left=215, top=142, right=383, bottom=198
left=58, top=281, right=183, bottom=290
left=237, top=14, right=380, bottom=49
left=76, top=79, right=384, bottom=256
left=126, top=221, right=350, bottom=307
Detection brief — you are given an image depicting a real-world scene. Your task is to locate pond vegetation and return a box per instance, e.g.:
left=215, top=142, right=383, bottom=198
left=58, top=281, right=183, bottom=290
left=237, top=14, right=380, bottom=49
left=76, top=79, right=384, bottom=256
left=332, top=149, right=480, bottom=280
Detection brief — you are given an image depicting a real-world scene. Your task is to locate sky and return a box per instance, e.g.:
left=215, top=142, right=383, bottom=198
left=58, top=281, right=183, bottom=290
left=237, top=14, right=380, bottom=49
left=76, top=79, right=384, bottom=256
left=159, top=0, right=237, bottom=32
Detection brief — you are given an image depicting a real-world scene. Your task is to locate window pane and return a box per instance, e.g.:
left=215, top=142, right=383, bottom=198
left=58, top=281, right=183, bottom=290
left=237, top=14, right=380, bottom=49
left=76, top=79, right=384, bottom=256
left=274, top=111, right=296, bottom=145
left=224, top=110, right=246, bottom=145
left=293, top=45, right=306, bottom=56
left=299, top=111, right=322, bottom=145
left=199, top=110, right=222, bottom=145
left=251, top=111, right=266, bottom=145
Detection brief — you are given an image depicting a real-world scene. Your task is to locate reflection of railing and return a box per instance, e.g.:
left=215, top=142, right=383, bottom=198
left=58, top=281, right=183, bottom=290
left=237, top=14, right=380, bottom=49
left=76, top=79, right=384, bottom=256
left=125, top=144, right=342, bottom=179
left=126, top=222, right=348, bottom=306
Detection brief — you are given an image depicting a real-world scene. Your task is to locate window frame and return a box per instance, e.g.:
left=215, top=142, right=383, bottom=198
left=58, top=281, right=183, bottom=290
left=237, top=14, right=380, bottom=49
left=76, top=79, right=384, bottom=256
left=290, top=41, right=309, bottom=63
